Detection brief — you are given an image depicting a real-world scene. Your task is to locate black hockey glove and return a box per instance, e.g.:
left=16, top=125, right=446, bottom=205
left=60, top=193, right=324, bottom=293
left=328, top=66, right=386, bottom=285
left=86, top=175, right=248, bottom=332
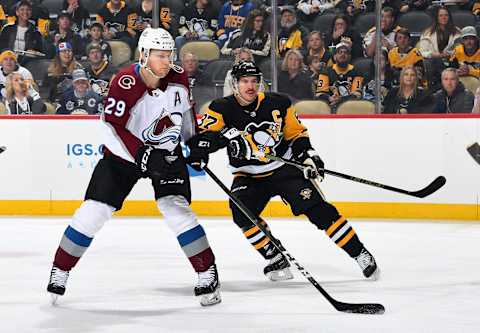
left=296, top=149, right=325, bottom=181
left=186, top=139, right=210, bottom=172
left=222, top=128, right=252, bottom=160
left=135, top=145, right=173, bottom=178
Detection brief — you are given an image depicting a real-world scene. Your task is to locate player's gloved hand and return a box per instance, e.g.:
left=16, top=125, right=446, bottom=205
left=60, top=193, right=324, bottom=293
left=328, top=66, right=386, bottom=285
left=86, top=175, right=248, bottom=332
left=135, top=145, right=171, bottom=178
left=186, top=137, right=212, bottom=171
left=229, top=134, right=252, bottom=160
left=296, top=149, right=325, bottom=181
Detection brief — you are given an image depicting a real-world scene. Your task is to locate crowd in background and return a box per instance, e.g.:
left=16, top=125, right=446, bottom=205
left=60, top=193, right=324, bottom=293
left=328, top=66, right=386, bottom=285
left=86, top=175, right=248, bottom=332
left=0, top=0, right=479, bottom=115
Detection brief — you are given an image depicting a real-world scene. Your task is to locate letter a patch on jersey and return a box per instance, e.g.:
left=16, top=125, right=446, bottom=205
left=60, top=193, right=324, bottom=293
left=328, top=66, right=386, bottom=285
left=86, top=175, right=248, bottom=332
left=174, top=91, right=181, bottom=106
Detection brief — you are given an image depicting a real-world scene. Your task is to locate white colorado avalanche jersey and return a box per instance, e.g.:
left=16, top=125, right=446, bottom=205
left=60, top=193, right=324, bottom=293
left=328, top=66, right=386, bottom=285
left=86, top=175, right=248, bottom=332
left=101, top=63, right=195, bottom=163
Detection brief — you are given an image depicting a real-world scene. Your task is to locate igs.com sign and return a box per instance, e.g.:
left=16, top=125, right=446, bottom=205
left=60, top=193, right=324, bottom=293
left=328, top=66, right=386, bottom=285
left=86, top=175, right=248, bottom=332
left=66, top=143, right=104, bottom=169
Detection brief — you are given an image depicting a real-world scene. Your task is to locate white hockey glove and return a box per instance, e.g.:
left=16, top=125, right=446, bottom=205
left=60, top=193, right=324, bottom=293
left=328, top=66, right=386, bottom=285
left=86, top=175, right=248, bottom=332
left=297, top=149, right=325, bottom=181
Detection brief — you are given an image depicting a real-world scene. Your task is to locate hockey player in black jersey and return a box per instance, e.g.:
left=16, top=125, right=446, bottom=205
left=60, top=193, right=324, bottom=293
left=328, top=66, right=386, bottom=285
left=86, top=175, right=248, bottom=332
left=187, top=61, right=380, bottom=281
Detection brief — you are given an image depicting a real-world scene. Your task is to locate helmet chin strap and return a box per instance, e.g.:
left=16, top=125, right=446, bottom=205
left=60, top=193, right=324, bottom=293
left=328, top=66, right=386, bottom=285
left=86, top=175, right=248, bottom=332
left=232, top=78, right=258, bottom=106
left=139, top=49, right=172, bottom=80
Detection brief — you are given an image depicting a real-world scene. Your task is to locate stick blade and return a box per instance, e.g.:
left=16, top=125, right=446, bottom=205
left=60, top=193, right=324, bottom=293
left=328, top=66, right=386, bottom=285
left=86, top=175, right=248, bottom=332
left=336, top=302, right=385, bottom=315
left=0, top=146, right=6, bottom=154
left=411, top=176, right=446, bottom=198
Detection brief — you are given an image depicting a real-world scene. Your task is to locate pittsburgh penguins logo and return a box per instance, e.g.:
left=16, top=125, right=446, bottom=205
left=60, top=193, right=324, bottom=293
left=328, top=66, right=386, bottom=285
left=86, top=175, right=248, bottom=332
left=300, top=188, right=312, bottom=200
left=118, top=75, right=135, bottom=90
left=243, top=121, right=282, bottom=160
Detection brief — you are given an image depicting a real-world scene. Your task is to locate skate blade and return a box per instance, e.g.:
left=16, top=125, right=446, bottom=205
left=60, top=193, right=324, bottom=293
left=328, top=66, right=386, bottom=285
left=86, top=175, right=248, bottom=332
left=49, top=293, right=60, bottom=306
left=367, top=267, right=381, bottom=281
left=199, top=289, right=221, bottom=307
left=267, top=268, right=294, bottom=282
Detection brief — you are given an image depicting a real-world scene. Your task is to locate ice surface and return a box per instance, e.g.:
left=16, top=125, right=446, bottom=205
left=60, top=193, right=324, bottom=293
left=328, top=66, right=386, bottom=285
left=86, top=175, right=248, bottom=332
left=1, top=217, right=479, bottom=333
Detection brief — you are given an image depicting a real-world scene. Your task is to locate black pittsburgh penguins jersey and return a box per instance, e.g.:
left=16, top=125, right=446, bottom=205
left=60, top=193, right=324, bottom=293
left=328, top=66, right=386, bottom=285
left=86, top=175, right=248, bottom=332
left=315, top=64, right=363, bottom=100
left=198, top=92, right=308, bottom=175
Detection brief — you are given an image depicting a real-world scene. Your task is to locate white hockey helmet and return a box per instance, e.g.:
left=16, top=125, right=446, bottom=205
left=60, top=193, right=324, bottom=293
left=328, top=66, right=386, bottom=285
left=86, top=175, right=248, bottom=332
left=138, top=27, right=176, bottom=66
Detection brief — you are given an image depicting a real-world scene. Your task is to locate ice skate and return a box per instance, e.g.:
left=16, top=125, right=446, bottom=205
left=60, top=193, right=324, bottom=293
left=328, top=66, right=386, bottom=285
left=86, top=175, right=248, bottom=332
left=355, top=248, right=380, bottom=280
left=47, top=266, right=69, bottom=305
left=194, top=264, right=221, bottom=306
left=264, top=253, right=294, bottom=281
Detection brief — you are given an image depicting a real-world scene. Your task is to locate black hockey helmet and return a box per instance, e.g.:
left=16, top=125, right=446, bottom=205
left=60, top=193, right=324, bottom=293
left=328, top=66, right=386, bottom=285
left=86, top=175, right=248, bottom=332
left=231, top=61, right=262, bottom=81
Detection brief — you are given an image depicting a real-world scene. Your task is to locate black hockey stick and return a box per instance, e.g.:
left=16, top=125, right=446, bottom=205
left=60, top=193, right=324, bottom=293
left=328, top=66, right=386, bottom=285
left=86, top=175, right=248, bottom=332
left=263, top=154, right=446, bottom=198
left=0, top=146, right=6, bottom=154
left=203, top=166, right=385, bottom=315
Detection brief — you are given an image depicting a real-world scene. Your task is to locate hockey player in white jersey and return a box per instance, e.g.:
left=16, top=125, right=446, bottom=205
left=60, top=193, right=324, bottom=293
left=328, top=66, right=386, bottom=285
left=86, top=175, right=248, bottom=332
left=47, top=27, right=221, bottom=307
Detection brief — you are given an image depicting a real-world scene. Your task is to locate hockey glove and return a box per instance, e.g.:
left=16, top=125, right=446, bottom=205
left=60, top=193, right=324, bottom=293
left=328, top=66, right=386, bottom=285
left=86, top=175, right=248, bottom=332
left=135, top=145, right=172, bottom=178
left=222, top=128, right=253, bottom=160
left=296, top=149, right=325, bottom=181
left=186, top=139, right=210, bottom=171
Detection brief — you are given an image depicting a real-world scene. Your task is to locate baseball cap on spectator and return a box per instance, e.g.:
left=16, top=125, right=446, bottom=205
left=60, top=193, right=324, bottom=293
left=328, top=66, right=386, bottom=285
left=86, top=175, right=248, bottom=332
left=0, top=50, right=17, bottom=62
left=58, top=10, right=72, bottom=21
left=72, top=69, right=88, bottom=82
left=280, top=6, right=296, bottom=15
left=335, top=42, right=351, bottom=53
left=461, top=26, right=477, bottom=39
left=57, top=42, right=73, bottom=54
left=86, top=43, right=103, bottom=55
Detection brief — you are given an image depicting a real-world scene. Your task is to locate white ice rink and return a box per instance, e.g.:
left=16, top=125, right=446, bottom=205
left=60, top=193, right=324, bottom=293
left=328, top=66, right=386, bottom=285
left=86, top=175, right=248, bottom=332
left=1, top=217, right=479, bottom=333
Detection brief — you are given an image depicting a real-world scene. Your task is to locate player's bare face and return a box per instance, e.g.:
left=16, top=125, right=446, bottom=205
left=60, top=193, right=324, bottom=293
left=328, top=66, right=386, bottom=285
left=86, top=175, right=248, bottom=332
left=147, top=49, right=172, bottom=78
left=237, top=76, right=259, bottom=104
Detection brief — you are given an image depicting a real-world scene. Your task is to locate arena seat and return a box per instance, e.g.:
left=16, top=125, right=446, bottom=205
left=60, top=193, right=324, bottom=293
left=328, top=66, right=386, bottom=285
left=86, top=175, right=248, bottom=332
left=179, top=41, right=220, bottom=62
left=0, top=102, right=6, bottom=114
left=44, top=102, right=57, bottom=114
left=294, top=100, right=331, bottom=115
left=23, top=59, right=52, bottom=86
left=452, top=10, right=476, bottom=29
left=336, top=100, right=375, bottom=115
left=352, top=57, right=373, bottom=75
left=397, top=11, right=433, bottom=36
left=163, top=0, right=185, bottom=15
left=312, top=13, right=336, bottom=34
left=107, top=41, right=132, bottom=67
left=459, top=76, right=480, bottom=95
left=352, top=12, right=376, bottom=37
left=204, top=59, right=234, bottom=84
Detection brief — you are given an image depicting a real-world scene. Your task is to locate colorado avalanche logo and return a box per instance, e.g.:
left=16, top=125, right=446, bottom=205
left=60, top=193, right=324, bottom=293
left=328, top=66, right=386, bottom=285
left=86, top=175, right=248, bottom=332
left=142, top=111, right=182, bottom=151
left=118, top=75, right=135, bottom=90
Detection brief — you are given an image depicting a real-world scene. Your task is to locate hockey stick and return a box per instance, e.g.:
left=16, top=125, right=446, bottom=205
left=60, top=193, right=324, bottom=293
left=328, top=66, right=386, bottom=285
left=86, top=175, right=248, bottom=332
left=203, top=166, right=385, bottom=315
left=263, top=154, right=446, bottom=198
left=0, top=146, right=6, bottom=154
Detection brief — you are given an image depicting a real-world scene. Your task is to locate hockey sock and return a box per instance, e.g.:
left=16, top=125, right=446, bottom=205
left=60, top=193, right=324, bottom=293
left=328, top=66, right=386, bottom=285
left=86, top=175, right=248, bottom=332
left=54, top=226, right=93, bottom=271
left=177, top=225, right=215, bottom=272
left=242, top=220, right=278, bottom=259
left=325, top=216, right=363, bottom=258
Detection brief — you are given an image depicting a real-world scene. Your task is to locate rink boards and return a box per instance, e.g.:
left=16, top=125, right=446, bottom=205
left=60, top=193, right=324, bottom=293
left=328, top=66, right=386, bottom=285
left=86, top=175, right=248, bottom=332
left=0, top=114, right=478, bottom=220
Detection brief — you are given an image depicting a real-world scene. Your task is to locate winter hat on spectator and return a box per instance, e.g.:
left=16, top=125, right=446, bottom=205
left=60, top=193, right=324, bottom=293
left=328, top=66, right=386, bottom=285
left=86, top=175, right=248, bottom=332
left=335, top=42, right=351, bottom=53
left=461, top=26, right=477, bottom=39
left=280, top=6, right=296, bottom=15
left=72, top=69, right=89, bottom=82
left=86, top=43, right=103, bottom=55
left=57, top=42, right=73, bottom=54
left=0, top=50, right=17, bottom=62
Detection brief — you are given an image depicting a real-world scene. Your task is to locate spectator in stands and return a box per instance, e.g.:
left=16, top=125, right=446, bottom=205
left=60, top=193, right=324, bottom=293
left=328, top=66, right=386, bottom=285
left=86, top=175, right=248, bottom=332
left=363, top=7, right=401, bottom=58
left=97, top=0, right=137, bottom=53
left=363, top=48, right=393, bottom=103
left=388, top=28, right=424, bottom=87
left=433, top=67, right=474, bottom=113
left=277, top=6, right=309, bottom=57
left=56, top=68, right=103, bottom=115
left=473, top=86, right=480, bottom=113
left=84, top=43, right=117, bottom=98
left=62, top=0, right=91, bottom=38
left=419, top=5, right=460, bottom=60
left=5, top=71, right=45, bottom=114
left=449, top=26, right=480, bottom=79
left=0, top=50, right=36, bottom=101
left=296, top=0, right=336, bottom=30
left=6, top=0, right=50, bottom=37
left=0, top=4, right=7, bottom=29
left=0, top=0, right=44, bottom=65
left=315, top=42, right=363, bottom=109
left=85, top=22, right=112, bottom=62
left=176, top=0, right=218, bottom=51
left=181, top=51, right=211, bottom=88
left=304, top=31, right=332, bottom=70
left=278, top=49, right=313, bottom=100
left=342, top=0, right=376, bottom=22
left=305, top=54, right=325, bottom=94
left=43, top=42, right=83, bottom=104
left=474, top=1, right=480, bottom=18
left=47, top=11, right=86, bottom=60
left=398, top=0, right=429, bottom=13
left=134, top=0, right=173, bottom=39
left=383, top=66, right=432, bottom=114
left=216, top=0, right=254, bottom=48
left=324, top=14, right=362, bottom=60
left=221, top=9, right=270, bottom=64
left=223, top=47, right=266, bottom=96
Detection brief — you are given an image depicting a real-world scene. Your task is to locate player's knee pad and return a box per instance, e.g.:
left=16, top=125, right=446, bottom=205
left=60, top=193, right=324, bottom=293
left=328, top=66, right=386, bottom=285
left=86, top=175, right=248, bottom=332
left=157, top=195, right=198, bottom=236
left=70, top=200, right=114, bottom=238
left=305, top=202, right=341, bottom=230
